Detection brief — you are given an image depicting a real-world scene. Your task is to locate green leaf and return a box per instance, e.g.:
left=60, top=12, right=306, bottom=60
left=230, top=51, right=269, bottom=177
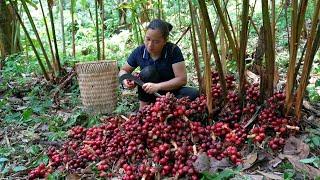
left=0, top=158, right=8, bottom=163
left=22, top=108, right=33, bottom=120
left=0, top=147, right=15, bottom=157
left=201, top=169, right=235, bottom=180
left=30, top=155, right=49, bottom=168
left=311, top=136, right=320, bottom=146
left=315, top=79, right=320, bottom=87
left=13, top=166, right=27, bottom=172
left=27, top=145, right=41, bottom=155
left=4, top=112, right=21, bottom=123
left=284, top=171, right=295, bottom=179
left=300, top=157, right=317, bottom=164
left=47, top=171, right=64, bottom=180
left=216, top=169, right=235, bottom=179
left=1, top=167, right=10, bottom=174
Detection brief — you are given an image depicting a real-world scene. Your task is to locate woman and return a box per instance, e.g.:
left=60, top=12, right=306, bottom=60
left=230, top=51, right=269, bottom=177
left=119, top=19, right=199, bottom=110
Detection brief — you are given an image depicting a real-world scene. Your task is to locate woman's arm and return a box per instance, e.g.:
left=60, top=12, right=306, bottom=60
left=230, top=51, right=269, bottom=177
left=119, top=62, right=135, bottom=76
left=143, top=61, right=187, bottom=93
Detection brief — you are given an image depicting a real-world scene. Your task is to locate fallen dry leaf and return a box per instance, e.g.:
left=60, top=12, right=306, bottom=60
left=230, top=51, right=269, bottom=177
left=243, top=152, right=258, bottom=170
left=246, top=174, right=264, bottom=180
left=232, top=174, right=264, bottom=180
left=256, top=170, right=283, bottom=180
left=209, top=157, right=232, bottom=173
left=193, top=153, right=210, bottom=173
left=66, top=173, right=81, bottom=180
left=283, top=136, right=310, bottom=159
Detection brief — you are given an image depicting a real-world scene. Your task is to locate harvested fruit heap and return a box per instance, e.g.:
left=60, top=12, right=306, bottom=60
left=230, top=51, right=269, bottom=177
left=29, top=72, right=297, bottom=180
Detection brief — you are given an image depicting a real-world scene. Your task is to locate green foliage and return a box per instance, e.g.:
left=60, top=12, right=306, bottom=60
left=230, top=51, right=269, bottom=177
left=300, top=157, right=320, bottom=168
left=115, top=94, right=139, bottom=114
left=307, top=85, right=320, bottom=103
left=47, top=171, right=65, bottom=180
left=283, top=169, right=296, bottom=180
left=201, top=168, right=238, bottom=180
left=305, top=128, right=320, bottom=150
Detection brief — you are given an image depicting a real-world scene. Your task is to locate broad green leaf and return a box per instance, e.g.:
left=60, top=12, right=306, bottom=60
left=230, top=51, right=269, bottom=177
left=312, top=136, right=320, bottom=146
left=30, top=155, right=49, bottom=168
left=13, top=166, right=27, bottom=172
left=0, top=158, right=8, bottom=163
left=4, top=112, right=21, bottom=123
left=27, top=145, right=41, bottom=155
left=216, top=169, right=235, bottom=179
left=47, top=171, right=63, bottom=180
left=300, top=157, right=317, bottom=164
left=201, top=169, right=235, bottom=180
left=284, top=171, right=295, bottom=179
left=1, top=167, right=10, bottom=174
left=22, top=108, right=33, bottom=120
left=0, top=147, right=15, bottom=157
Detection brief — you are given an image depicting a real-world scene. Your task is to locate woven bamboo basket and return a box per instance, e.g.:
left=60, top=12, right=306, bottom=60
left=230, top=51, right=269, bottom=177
left=76, top=60, right=118, bottom=114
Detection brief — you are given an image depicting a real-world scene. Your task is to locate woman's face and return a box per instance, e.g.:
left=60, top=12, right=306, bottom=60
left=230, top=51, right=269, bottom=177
left=144, top=29, right=166, bottom=56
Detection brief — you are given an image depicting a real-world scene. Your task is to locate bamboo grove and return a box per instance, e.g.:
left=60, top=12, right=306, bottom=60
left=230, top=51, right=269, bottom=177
left=0, top=0, right=319, bottom=120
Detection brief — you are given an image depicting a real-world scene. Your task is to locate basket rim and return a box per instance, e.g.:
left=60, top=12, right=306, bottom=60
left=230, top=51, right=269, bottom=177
left=75, top=60, right=117, bottom=66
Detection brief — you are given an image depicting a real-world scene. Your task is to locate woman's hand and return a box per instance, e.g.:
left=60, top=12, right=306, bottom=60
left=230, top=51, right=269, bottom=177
left=123, top=79, right=136, bottom=89
left=142, top=82, right=160, bottom=94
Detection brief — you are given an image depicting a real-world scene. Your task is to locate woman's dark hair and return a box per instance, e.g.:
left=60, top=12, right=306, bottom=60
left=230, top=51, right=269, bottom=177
left=147, top=19, right=173, bottom=39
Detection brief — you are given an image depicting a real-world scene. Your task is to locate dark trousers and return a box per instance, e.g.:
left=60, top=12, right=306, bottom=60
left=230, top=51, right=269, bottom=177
left=138, top=66, right=199, bottom=103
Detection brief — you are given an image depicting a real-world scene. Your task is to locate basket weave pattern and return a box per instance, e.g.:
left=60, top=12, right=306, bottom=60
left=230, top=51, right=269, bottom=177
left=76, top=61, right=118, bottom=114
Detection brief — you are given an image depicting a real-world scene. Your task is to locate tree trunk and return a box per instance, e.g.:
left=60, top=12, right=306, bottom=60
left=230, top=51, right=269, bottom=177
left=0, top=1, right=14, bottom=68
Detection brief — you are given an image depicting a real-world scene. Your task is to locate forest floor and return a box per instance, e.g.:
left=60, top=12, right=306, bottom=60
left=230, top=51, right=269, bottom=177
left=0, top=68, right=320, bottom=179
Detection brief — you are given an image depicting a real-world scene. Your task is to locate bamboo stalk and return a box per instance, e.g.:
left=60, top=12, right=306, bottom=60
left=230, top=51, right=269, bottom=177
left=271, top=0, right=275, bottom=48
left=193, top=7, right=205, bottom=60
left=208, top=0, right=229, bottom=59
left=261, top=0, right=275, bottom=98
left=284, top=0, right=290, bottom=51
left=199, top=16, right=213, bottom=115
left=39, top=0, right=55, bottom=69
left=198, top=0, right=227, bottom=101
left=212, top=0, right=238, bottom=67
left=137, top=16, right=144, bottom=44
left=238, top=0, right=249, bottom=107
left=9, top=0, right=49, bottom=81
left=295, top=1, right=320, bottom=119
left=188, top=0, right=202, bottom=92
left=175, top=26, right=190, bottom=45
left=178, top=0, right=181, bottom=28
left=59, top=0, right=66, bottom=56
left=47, top=0, right=61, bottom=74
left=21, top=0, right=53, bottom=71
left=101, top=0, right=105, bottom=60
left=285, top=0, right=308, bottom=115
left=160, top=0, right=164, bottom=20
left=225, top=5, right=238, bottom=49
left=220, top=22, right=227, bottom=74
left=95, top=0, right=100, bottom=60
left=71, top=0, right=76, bottom=58
left=293, top=42, right=308, bottom=87
left=157, top=0, right=161, bottom=19
left=11, top=4, right=21, bottom=53
left=236, top=0, right=240, bottom=43
left=247, top=0, right=258, bottom=35
left=249, top=16, right=259, bottom=35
